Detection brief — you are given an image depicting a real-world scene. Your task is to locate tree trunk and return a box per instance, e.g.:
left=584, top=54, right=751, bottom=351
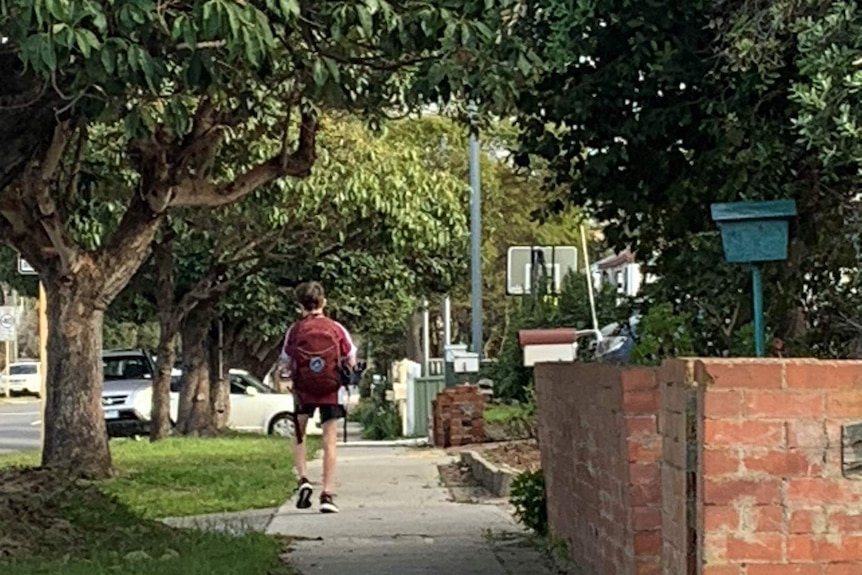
left=209, top=320, right=230, bottom=431
left=150, top=240, right=178, bottom=442
left=177, top=301, right=216, bottom=435
left=405, top=308, right=423, bottom=363
left=150, top=324, right=178, bottom=441
left=41, top=279, right=112, bottom=478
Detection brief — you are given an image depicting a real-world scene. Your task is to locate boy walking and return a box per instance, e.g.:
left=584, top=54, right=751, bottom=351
left=279, top=281, right=356, bottom=513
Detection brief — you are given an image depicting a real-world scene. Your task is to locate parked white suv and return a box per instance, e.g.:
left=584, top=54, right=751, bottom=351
left=2, top=360, right=41, bottom=397
left=100, top=349, right=304, bottom=438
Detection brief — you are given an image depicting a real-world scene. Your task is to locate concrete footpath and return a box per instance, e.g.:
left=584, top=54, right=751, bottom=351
left=265, top=445, right=563, bottom=575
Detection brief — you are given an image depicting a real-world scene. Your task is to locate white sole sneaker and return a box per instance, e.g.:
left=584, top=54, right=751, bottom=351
left=296, top=483, right=313, bottom=509
left=319, top=499, right=339, bottom=514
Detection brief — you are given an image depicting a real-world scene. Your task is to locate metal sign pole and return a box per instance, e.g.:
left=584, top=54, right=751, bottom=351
left=468, top=103, right=483, bottom=360
left=751, top=265, right=765, bottom=357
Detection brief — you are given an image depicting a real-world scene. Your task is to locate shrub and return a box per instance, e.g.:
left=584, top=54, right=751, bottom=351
left=510, top=468, right=548, bottom=536
left=630, top=302, right=695, bottom=365
left=354, top=384, right=402, bottom=440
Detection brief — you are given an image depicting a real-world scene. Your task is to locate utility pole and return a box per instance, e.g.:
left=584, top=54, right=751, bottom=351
left=468, top=103, right=483, bottom=359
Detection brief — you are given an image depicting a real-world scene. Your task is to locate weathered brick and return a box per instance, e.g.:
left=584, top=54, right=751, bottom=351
left=786, top=478, right=862, bottom=505
left=700, top=360, right=784, bottom=390
left=704, top=390, right=743, bottom=419
left=744, top=391, right=825, bottom=418
left=742, top=449, right=822, bottom=478
left=786, top=361, right=862, bottom=390
left=726, top=533, right=784, bottom=561
left=703, top=448, right=741, bottom=476
left=825, top=390, right=862, bottom=417
left=786, top=420, right=827, bottom=449
left=703, top=478, right=782, bottom=505
left=624, top=389, right=660, bottom=413
left=746, top=565, right=824, bottom=575
left=704, top=506, right=738, bottom=531
left=704, top=420, right=785, bottom=447
left=753, top=506, right=785, bottom=532
left=828, top=510, right=862, bottom=533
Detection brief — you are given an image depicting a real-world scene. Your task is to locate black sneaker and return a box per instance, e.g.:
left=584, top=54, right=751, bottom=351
left=296, top=478, right=313, bottom=510
left=319, top=493, right=339, bottom=514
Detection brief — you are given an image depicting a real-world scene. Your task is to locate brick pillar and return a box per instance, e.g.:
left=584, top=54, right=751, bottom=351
left=432, top=385, right=485, bottom=447
left=697, top=359, right=862, bottom=573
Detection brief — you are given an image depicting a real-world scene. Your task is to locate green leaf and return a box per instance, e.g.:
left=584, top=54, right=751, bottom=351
left=40, top=38, right=57, bottom=70
left=226, top=5, right=240, bottom=38
left=76, top=29, right=101, bottom=59
left=100, top=43, right=115, bottom=74
left=171, top=14, right=186, bottom=40
left=312, top=58, right=327, bottom=86
left=278, top=0, right=300, bottom=18
left=356, top=5, right=373, bottom=36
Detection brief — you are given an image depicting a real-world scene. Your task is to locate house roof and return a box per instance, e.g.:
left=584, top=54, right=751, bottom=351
left=596, top=249, right=635, bottom=271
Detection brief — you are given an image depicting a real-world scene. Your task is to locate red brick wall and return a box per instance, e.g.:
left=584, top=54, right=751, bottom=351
left=535, top=359, right=862, bottom=574
left=694, top=359, right=862, bottom=573
left=432, top=385, right=485, bottom=447
left=535, top=363, right=663, bottom=575
left=660, top=360, right=700, bottom=575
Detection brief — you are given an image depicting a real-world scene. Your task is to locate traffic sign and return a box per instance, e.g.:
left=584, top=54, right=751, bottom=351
left=0, top=306, right=16, bottom=342
left=17, top=256, right=37, bottom=275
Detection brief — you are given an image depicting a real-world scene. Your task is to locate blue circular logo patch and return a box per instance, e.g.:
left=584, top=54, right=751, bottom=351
left=309, top=357, right=325, bottom=373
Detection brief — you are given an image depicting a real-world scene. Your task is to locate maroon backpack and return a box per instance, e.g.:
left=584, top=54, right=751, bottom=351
left=287, top=315, right=343, bottom=399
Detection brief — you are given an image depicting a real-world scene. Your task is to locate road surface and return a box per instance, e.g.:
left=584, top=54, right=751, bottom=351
left=0, top=398, right=41, bottom=454
left=0, top=398, right=368, bottom=455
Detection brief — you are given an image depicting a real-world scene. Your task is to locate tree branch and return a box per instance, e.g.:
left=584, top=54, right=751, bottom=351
left=96, top=193, right=166, bottom=303
left=24, top=121, right=82, bottom=278
left=169, top=112, right=318, bottom=208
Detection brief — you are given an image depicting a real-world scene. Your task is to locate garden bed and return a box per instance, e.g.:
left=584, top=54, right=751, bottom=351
left=480, top=440, right=541, bottom=473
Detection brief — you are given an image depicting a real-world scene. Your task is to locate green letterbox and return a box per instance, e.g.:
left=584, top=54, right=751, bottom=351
left=710, top=200, right=797, bottom=263
left=710, top=199, right=797, bottom=357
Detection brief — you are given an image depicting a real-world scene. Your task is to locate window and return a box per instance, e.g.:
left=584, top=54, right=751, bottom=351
left=229, top=375, right=247, bottom=395
left=229, top=373, right=272, bottom=394
left=10, top=364, right=37, bottom=375
left=103, top=356, right=152, bottom=380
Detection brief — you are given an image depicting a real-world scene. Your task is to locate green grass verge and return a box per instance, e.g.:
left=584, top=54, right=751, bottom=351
left=0, top=434, right=319, bottom=575
left=1, top=434, right=320, bottom=518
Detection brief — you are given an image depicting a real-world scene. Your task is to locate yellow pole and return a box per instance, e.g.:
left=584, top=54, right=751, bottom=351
left=39, top=282, right=47, bottom=447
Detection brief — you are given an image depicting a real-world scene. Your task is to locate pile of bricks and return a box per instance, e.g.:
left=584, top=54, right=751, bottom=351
left=432, top=385, right=486, bottom=448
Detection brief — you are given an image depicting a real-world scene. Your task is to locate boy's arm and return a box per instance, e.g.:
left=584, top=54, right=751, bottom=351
left=334, top=321, right=358, bottom=368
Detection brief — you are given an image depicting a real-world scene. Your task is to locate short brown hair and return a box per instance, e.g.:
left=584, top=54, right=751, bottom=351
left=295, top=281, right=326, bottom=312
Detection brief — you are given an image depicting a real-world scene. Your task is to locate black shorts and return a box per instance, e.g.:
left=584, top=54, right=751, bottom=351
left=296, top=404, right=346, bottom=424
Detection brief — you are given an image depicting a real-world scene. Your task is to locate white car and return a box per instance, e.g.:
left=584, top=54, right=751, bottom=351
left=1, top=360, right=41, bottom=396
left=101, top=349, right=317, bottom=438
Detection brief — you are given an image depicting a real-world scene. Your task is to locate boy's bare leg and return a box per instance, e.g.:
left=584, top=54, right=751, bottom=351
left=293, top=414, right=309, bottom=478
left=321, top=418, right=338, bottom=494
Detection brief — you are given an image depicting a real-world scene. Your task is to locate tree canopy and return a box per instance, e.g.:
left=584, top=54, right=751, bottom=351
left=511, top=0, right=862, bottom=357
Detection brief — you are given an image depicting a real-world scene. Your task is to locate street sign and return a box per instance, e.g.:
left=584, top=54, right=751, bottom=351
left=0, top=306, right=16, bottom=342
left=17, top=256, right=37, bottom=275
